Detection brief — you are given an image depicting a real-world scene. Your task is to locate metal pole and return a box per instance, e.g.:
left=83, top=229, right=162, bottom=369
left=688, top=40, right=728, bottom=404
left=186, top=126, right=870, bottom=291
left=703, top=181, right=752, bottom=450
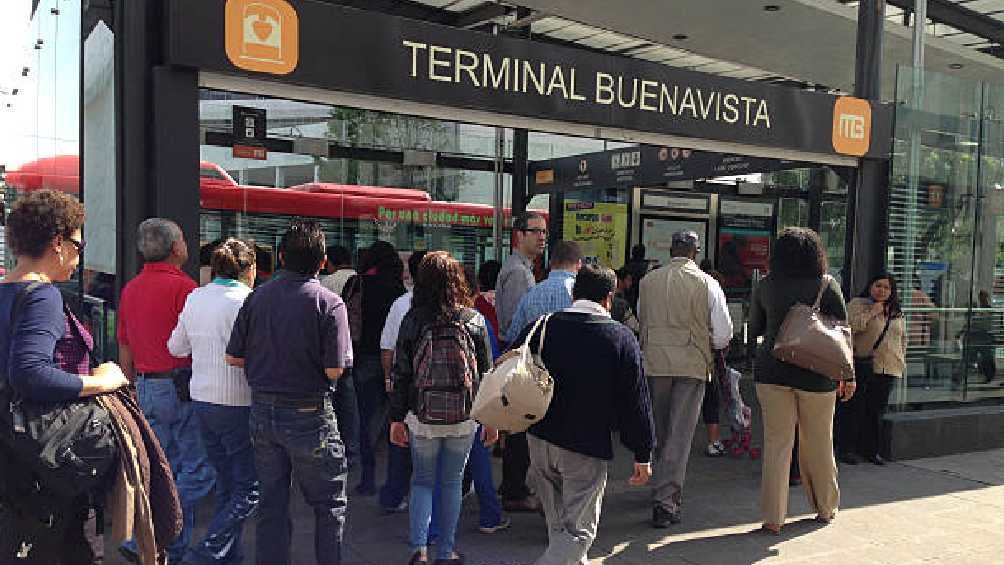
left=905, top=0, right=926, bottom=305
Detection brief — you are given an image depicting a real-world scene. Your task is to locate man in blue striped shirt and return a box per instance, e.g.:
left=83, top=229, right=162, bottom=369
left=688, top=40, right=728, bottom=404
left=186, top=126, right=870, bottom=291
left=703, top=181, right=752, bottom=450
left=506, top=240, right=583, bottom=345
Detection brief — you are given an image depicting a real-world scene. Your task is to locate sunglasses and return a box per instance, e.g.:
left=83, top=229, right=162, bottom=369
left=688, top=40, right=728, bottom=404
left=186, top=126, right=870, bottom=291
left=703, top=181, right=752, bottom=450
left=66, top=238, right=86, bottom=253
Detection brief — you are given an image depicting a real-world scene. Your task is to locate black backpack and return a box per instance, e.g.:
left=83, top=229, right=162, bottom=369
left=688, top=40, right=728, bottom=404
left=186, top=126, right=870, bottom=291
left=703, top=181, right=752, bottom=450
left=0, top=283, right=118, bottom=502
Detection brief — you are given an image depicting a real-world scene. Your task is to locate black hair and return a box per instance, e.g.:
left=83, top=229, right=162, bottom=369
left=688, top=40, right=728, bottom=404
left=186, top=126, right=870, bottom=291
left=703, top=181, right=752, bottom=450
left=408, top=250, right=427, bottom=280
left=279, top=220, right=326, bottom=275
left=550, top=240, right=582, bottom=268
left=477, top=260, right=501, bottom=292
left=615, top=267, right=631, bottom=281
left=631, top=243, right=646, bottom=260
left=512, top=211, right=546, bottom=231
left=360, top=240, right=403, bottom=280
left=770, top=227, right=828, bottom=277
left=860, top=273, right=903, bottom=318
left=572, top=263, right=616, bottom=303
left=200, top=238, right=225, bottom=267
left=326, top=245, right=352, bottom=268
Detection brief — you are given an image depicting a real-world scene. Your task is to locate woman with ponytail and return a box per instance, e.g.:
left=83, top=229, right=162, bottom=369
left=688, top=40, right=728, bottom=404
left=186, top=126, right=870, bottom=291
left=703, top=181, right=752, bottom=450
left=167, top=238, right=259, bottom=564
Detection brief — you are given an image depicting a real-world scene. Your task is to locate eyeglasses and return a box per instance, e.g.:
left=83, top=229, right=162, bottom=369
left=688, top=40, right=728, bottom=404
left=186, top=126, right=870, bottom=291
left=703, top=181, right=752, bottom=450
left=66, top=238, right=86, bottom=253
left=522, top=228, right=548, bottom=236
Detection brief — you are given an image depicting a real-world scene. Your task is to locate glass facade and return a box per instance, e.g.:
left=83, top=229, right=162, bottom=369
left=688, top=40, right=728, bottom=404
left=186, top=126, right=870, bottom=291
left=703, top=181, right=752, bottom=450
left=887, top=67, right=1004, bottom=408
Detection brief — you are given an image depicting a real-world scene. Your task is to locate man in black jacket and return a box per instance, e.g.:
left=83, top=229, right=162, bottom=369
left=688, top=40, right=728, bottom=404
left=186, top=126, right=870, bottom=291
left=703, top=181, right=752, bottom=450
left=514, top=264, right=655, bottom=565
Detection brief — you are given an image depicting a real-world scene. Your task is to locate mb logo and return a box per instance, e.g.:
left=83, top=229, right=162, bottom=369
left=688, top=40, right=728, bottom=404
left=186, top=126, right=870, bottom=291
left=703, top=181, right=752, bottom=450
left=832, top=97, right=871, bottom=157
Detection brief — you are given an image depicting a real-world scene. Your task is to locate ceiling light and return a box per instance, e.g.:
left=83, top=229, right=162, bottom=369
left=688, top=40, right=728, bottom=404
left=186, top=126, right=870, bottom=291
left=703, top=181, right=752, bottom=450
left=764, top=5, right=781, bottom=11
left=949, top=63, right=963, bottom=69
left=672, top=34, right=688, bottom=41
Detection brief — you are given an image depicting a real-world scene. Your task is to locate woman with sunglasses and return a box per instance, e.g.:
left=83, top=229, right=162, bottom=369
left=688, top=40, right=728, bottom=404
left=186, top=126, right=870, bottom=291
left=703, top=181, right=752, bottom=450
left=0, top=189, right=129, bottom=563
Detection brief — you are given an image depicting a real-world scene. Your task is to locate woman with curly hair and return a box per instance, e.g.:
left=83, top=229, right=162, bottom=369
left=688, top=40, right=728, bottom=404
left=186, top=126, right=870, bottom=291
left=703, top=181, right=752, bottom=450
left=749, top=227, right=853, bottom=534
left=0, top=189, right=129, bottom=563
left=388, top=251, right=497, bottom=565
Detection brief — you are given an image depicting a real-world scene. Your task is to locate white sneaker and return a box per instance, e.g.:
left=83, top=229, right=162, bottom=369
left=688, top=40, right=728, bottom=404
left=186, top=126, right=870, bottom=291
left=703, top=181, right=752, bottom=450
left=706, top=441, right=726, bottom=457
left=479, top=516, right=512, bottom=534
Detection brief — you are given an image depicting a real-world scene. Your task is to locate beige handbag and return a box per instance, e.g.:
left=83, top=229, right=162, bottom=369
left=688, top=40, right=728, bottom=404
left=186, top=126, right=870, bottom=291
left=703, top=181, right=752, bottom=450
left=772, top=275, right=855, bottom=381
left=471, top=314, right=554, bottom=433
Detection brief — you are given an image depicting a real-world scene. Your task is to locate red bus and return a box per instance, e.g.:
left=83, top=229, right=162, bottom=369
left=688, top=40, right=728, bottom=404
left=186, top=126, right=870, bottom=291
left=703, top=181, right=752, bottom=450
left=6, top=157, right=544, bottom=271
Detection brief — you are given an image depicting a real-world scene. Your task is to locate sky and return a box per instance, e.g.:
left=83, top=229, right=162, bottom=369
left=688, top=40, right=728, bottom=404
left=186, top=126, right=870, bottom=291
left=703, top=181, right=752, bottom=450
left=0, top=0, right=79, bottom=171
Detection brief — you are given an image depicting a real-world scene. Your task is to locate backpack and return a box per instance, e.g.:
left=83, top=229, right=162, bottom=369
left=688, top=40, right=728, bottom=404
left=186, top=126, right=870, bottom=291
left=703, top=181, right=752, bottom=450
left=342, top=274, right=364, bottom=343
left=412, top=311, right=479, bottom=425
left=471, top=314, right=554, bottom=433
left=0, top=283, right=118, bottom=502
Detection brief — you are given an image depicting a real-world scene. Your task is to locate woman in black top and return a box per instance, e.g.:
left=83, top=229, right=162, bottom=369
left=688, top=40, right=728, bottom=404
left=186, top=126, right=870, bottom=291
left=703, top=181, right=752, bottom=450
left=749, top=228, right=855, bottom=534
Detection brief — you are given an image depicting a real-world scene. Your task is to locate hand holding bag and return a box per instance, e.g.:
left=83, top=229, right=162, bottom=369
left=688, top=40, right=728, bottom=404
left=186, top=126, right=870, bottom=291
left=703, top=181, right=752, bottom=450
left=0, top=283, right=118, bottom=501
left=772, top=275, right=855, bottom=381
left=471, top=314, right=554, bottom=433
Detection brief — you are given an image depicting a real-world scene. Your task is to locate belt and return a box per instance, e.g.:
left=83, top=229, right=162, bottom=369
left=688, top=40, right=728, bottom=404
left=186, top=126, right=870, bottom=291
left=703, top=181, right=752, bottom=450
left=136, top=371, right=174, bottom=379
left=252, top=392, right=327, bottom=409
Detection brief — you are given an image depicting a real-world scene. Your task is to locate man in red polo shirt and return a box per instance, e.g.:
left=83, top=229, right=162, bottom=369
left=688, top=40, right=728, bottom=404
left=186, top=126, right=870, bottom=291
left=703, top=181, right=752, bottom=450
left=117, top=218, right=215, bottom=564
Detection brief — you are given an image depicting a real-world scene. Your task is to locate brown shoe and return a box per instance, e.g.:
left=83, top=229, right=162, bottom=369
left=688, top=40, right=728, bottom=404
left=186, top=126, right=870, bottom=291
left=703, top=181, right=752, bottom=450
left=502, top=495, right=541, bottom=513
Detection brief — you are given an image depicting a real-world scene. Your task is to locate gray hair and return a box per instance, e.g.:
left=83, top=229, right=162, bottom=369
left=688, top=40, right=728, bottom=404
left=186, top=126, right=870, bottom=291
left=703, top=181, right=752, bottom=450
left=137, top=218, right=182, bottom=262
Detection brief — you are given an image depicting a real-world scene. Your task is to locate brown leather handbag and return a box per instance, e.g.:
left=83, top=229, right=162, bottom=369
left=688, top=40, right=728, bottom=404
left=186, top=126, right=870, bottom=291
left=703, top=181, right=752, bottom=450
left=772, top=275, right=855, bottom=381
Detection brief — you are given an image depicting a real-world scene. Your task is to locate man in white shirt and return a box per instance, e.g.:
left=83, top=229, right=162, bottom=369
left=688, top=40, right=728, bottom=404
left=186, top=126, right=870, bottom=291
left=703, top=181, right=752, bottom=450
left=321, top=245, right=356, bottom=296
left=638, top=230, right=733, bottom=528
left=376, top=251, right=425, bottom=513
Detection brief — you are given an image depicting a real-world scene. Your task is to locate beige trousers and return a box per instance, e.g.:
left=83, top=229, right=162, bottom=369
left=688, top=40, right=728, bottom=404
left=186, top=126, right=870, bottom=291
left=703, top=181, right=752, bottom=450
left=756, top=383, right=840, bottom=526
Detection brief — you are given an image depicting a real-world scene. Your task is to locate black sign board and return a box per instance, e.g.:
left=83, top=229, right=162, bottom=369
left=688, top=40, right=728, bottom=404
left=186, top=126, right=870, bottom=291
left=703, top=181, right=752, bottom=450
left=166, top=0, right=891, bottom=160
left=232, top=105, right=267, bottom=159
left=529, top=146, right=807, bottom=194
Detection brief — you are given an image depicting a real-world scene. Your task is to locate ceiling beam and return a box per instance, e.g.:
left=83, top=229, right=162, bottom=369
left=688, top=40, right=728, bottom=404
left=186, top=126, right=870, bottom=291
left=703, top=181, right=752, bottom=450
left=887, top=0, right=1004, bottom=47
left=454, top=3, right=511, bottom=29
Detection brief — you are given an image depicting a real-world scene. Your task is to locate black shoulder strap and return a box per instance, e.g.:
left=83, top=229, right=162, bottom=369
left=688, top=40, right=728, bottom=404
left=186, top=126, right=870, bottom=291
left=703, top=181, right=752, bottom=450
left=872, top=313, right=893, bottom=352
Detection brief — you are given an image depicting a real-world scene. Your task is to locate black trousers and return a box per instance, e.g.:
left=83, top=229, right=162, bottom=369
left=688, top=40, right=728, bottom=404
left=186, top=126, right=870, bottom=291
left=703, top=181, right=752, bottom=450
left=837, top=368, right=895, bottom=458
left=499, top=432, right=532, bottom=500
left=0, top=499, right=102, bottom=564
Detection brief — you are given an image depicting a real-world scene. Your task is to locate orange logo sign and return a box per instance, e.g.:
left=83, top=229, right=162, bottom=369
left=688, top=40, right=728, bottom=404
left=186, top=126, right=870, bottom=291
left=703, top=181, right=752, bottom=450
left=225, top=0, right=299, bottom=75
left=832, top=97, right=872, bottom=157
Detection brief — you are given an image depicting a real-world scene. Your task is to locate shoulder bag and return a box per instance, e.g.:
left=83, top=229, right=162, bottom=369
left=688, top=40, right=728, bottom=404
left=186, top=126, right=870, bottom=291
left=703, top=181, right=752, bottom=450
left=0, top=283, right=118, bottom=501
left=471, top=314, right=554, bottom=433
left=772, top=275, right=855, bottom=381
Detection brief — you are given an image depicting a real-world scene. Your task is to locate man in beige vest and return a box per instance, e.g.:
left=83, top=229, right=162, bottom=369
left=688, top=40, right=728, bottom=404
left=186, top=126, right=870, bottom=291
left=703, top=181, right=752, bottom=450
left=638, top=230, right=733, bottom=528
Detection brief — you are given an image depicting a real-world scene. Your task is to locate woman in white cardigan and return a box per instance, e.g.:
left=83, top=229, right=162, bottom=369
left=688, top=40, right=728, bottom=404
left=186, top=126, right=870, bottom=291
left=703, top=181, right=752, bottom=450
left=168, top=238, right=258, bottom=564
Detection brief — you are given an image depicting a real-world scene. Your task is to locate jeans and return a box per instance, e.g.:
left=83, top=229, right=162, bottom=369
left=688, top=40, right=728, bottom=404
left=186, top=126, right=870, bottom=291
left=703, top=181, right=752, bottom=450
left=186, top=402, right=259, bottom=565
left=125, top=376, right=215, bottom=561
left=427, top=426, right=504, bottom=540
left=252, top=395, right=347, bottom=565
left=353, top=355, right=386, bottom=489
left=409, top=431, right=474, bottom=560
left=332, top=369, right=360, bottom=470
left=378, top=443, right=413, bottom=510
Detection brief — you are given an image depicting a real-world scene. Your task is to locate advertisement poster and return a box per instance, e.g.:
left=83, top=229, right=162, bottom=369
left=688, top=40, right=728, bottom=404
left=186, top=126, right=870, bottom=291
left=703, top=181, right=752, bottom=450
left=717, top=200, right=773, bottom=294
left=563, top=201, right=628, bottom=268
left=641, top=216, right=708, bottom=270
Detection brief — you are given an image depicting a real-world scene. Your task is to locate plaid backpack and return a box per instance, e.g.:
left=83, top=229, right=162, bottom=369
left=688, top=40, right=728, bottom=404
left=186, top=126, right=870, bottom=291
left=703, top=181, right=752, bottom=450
left=413, top=311, right=479, bottom=425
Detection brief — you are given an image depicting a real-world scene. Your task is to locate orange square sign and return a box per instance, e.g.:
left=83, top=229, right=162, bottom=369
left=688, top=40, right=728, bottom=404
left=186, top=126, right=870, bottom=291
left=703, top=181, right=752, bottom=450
left=832, top=96, right=872, bottom=157
left=225, top=0, right=299, bottom=75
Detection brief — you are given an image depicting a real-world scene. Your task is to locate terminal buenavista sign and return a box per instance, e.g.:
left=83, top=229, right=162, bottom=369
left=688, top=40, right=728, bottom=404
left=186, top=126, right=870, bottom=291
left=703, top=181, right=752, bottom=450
left=167, top=0, right=890, bottom=159
left=400, top=41, right=772, bottom=130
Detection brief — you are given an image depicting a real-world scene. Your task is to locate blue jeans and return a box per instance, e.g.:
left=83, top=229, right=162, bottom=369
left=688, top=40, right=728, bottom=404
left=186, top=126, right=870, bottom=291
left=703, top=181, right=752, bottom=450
left=125, top=376, right=215, bottom=561
left=185, top=402, right=259, bottom=565
left=378, top=443, right=412, bottom=510
left=332, top=369, right=359, bottom=470
left=354, top=354, right=386, bottom=489
left=428, top=426, right=504, bottom=535
left=409, top=431, right=474, bottom=560
left=252, top=395, right=347, bottom=565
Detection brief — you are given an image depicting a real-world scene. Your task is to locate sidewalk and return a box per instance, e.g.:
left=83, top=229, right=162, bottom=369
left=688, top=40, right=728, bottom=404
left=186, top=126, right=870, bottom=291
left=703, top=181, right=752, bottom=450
left=107, top=442, right=1004, bottom=564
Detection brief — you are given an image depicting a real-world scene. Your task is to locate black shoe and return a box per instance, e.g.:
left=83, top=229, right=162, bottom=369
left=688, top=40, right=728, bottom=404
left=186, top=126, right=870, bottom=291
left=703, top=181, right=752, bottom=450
left=432, top=552, right=465, bottom=565
left=789, top=474, right=802, bottom=487
left=408, top=550, right=428, bottom=565
left=868, top=454, right=886, bottom=466
left=651, top=506, right=681, bottom=528
left=838, top=452, right=860, bottom=465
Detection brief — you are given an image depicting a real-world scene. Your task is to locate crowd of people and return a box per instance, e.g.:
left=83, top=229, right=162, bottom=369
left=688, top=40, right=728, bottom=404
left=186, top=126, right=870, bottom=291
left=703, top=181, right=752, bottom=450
left=0, top=190, right=905, bottom=565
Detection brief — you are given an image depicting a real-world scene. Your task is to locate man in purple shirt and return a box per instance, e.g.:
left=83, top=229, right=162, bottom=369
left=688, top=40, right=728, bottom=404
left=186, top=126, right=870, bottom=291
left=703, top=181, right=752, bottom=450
left=226, top=220, right=353, bottom=565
